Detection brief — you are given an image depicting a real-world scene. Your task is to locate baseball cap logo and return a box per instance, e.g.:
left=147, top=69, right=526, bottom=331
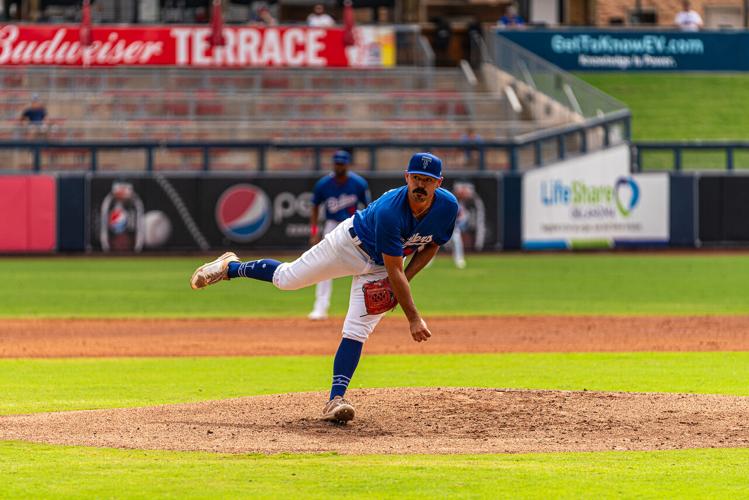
left=407, top=152, right=442, bottom=179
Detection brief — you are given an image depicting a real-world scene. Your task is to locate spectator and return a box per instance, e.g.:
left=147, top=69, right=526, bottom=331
left=307, top=3, right=335, bottom=27
left=674, top=0, right=703, bottom=31
left=19, top=94, right=49, bottom=138
left=194, top=6, right=208, bottom=23
left=461, top=127, right=483, bottom=167
left=432, top=16, right=452, bottom=66
left=251, top=5, right=277, bottom=25
left=498, top=4, right=524, bottom=28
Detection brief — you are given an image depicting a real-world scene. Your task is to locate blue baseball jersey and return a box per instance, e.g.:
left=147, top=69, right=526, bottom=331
left=353, top=186, right=458, bottom=265
left=312, top=172, right=371, bottom=222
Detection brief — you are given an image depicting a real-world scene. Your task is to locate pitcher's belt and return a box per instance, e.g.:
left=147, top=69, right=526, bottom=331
left=348, top=226, right=372, bottom=260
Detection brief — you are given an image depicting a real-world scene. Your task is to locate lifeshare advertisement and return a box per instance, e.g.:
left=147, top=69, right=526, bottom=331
left=522, top=144, right=669, bottom=249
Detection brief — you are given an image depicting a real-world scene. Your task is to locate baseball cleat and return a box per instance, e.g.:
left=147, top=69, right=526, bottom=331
left=321, top=396, right=355, bottom=423
left=190, top=252, right=239, bottom=290
left=307, top=310, right=328, bottom=321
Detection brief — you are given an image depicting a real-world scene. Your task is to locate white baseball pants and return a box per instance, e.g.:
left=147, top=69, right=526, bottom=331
left=273, top=217, right=389, bottom=342
left=452, top=226, right=465, bottom=267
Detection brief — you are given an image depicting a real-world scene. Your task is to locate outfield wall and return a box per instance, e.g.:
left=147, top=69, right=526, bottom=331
left=54, top=172, right=501, bottom=253
left=0, top=175, right=57, bottom=252
left=2, top=166, right=740, bottom=253
left=521, top=145, right=671, bottom=250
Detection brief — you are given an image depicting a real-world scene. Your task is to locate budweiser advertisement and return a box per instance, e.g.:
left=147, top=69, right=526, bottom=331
left=0, top=23, right=394, bottom=67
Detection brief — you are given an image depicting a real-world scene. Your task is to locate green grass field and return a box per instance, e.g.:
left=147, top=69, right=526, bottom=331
left=3, top=443, right=749, bottom=498
left=1, top=254, right=748, bottom=497
left=5, top=352, right=749, bottom=415
left=2, top=254, right=749, bottom=317
left=577, top=73, right=749, bottom=141
left=577, top=73, right=749, bottom=170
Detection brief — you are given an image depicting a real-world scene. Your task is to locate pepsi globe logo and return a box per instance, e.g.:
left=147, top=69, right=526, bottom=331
left=108, top=205, right=128, bottom=234
left=216, top=184, right=271, bottom=242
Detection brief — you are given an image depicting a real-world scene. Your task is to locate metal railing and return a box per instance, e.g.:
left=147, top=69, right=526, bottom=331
left=633, top=141, right=749, bottom=171
left=2, top=93, right=514, bottom=122
left=0, top=119, right=552, bottom=143
left=0, top=66, right=467, bottom=93
left=491, top=34, right=627, bottom=119
left=0, top=112, right=631, bottom=173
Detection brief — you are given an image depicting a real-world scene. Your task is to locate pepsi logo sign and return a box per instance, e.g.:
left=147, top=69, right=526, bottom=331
left=108, top=206, right=128, bottom=234
left=215, top=184, right=271, bottom=242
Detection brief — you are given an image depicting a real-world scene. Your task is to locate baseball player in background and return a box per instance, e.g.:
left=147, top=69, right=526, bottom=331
left=449, top=182, right=473, bottom=269
left=308, top=150, right=370, bottom=320
left=190, top=152, right=458, bottom=423
left=450, top=204, right=467, bottom=269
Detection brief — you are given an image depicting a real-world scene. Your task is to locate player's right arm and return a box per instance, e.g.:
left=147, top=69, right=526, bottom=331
left=382, top=254, right=431, bottom=342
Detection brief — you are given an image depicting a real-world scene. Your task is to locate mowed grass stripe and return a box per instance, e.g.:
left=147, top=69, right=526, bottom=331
left=2, top=352, right=749, bottom=415
left=2, top=254, right=748, bottom=317
left=1, top=442, right=749, bottom=499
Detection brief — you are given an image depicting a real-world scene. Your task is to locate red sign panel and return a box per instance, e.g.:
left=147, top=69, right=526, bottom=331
left=0, top=175, right=57, bottom=252
left=0, top=24, right=353, bottom=67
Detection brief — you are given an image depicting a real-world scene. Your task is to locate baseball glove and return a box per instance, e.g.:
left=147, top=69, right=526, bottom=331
left=362, top=277, right=398, bottom=315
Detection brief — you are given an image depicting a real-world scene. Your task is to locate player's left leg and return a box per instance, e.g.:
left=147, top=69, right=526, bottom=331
left=322, top=267, right=389, bottom=423
left=452, top=227, right=466, bottom=269
left=191, top=218, right=367, bottom=292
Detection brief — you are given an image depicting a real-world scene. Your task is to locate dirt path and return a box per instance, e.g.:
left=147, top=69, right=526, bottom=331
left=2, top=388, right=749, bottom=454
left=2, top=316, right=749, bottom=357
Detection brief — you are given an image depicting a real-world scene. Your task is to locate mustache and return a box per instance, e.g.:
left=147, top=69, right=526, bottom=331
left=412, top=188, right=427, bottom=195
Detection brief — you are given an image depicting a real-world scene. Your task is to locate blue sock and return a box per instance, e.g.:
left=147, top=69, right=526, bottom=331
left=330, top=338, right=363, bottom=400
left=227, top=259, right=281, bottom=282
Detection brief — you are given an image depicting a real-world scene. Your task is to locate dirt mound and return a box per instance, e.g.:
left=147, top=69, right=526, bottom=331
left=2, top=388, right=749, bottom=454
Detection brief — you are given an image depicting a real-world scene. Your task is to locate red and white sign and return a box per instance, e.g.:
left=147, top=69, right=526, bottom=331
left=0, top=23, right=391, bottom=67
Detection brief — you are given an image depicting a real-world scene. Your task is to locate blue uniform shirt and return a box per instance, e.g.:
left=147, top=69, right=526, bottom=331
left=312, top=172, right=370, bottom=222
left=353, top=186, right=458, bottom=265
left=22, top=107, right=46, bottom=123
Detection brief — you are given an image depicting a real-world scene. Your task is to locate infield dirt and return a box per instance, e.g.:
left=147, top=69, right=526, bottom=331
left=3, top=315, right=749, bottom=357
left=2, top=388, right=749, bottom=454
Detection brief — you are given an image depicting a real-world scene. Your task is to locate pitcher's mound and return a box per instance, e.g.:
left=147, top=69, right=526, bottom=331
left=2, top=388, right=749, bottom=454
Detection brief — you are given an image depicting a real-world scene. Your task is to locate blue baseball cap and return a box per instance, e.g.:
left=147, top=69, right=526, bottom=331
left=406, top=152, right=443, bottom=179
left=333, top=150, right=351, bottom=165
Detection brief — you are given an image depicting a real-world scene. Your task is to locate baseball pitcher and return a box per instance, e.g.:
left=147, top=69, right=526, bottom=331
left=191, top=152, right=458, bottom=423
left=308, top=150, right=370, bottom=320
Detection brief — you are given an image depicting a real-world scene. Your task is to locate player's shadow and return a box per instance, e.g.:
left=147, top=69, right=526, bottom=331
left=158, top=418, right=392, bottom=436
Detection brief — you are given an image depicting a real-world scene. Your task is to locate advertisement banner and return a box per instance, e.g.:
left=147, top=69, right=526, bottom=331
left=499, top=29, right=749, bottom=71
left=89, top=173, right=500, bottom=252
left=0, top=24, right=394, bottom=67
left=522, top=145, right=669, bottom=249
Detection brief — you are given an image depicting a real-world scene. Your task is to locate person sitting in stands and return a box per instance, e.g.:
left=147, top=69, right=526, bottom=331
left=19, top=94, right=49, bottom=139
left=498, top=4, right=524, bottom=28
left=674, top=0, right=703, bottom=31
left=307, top=3, right=335, bottom=27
